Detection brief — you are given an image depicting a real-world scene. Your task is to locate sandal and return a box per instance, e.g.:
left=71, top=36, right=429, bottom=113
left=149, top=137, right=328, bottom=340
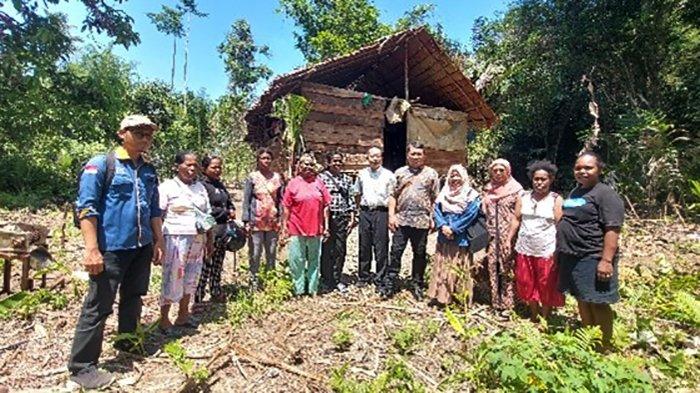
left=174, top=318, right=198, bottom=329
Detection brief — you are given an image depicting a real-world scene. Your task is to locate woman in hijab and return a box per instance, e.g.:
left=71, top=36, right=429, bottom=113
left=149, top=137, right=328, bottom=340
left=481, top=158, right=523, bottom=312
left=427, top=165, right=481, bottom=307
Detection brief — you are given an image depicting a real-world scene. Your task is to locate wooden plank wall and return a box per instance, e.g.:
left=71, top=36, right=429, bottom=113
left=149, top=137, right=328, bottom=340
left=300, top=82, right=385, bottom=171
left=298, top=82, right=472, bottom=176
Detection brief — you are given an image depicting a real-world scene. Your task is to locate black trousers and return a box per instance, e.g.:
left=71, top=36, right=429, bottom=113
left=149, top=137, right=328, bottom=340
left=321, top=214, right=350, bottom=288
left=358, top=208, right=389, bottom=284
left=68, top=244, right=153, bottom=374
left=385, top=226, right=429, bottom=289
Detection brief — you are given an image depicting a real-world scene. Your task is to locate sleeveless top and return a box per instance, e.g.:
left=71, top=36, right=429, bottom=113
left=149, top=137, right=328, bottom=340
left=515, top=191, right=558, bottom=257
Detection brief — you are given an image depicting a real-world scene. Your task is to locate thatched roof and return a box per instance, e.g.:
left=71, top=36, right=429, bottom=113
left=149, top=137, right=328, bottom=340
left=245, top=26, right=496, bottom=137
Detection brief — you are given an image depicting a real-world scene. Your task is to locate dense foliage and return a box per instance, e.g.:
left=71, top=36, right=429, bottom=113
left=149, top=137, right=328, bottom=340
left=471, top=0, right=699, bottom=211
left=1, top=0, right=697, bottom=214
left=278, top=0, right=698, bottom=215
left=0, top=1, right=264, bottom=208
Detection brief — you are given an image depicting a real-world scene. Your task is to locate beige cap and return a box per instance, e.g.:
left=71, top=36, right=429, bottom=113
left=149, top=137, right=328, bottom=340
left=119, top=114, right=158, bottom=131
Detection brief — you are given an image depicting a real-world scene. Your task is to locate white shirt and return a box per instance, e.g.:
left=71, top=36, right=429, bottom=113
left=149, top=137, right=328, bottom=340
left=159, top=177, right=211, bottom=235
left=515, top=191, right=558, bottom=257
left=353, top=166, right=396, bottom=208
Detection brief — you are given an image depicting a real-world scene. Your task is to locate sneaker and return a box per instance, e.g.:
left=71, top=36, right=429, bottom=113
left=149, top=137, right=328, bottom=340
left=336, top=283, right=349, bottom=293
left=69, top=367, right=113, bottom=389
left=356, top=280, right=369, bottom=288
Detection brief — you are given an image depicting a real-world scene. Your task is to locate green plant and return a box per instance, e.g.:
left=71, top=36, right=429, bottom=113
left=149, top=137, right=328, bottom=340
left=227, top=266, right=293, bottom=327
left=329, top=357, right=426, bottom=393
left=390, top=321, right=423, bottom=355
left=164, top=339, right=210, bottom=384
left=0, top=289, right=68, bottom=320
left=470, top=325, right=653, bottom=392
left=112, top=322, right=158, bottom=355
left=332, top=326, right=354, bottom=352
left=272, top=94, right=310, bottom=177
left=444, top=307, right=482, bottom=341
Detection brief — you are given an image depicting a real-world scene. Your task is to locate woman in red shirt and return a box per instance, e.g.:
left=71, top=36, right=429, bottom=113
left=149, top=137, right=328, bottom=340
left=280, top=154, right=331, bottom=295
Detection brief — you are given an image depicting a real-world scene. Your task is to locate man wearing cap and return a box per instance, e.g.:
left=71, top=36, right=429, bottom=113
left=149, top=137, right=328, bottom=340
left=68, top=115, right=164, bottom=389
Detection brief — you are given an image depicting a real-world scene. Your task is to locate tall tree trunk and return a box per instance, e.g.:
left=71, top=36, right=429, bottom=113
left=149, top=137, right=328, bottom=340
left=183, top=12, right=191, bottom=115
left=171, top=36, right=177, bottom=90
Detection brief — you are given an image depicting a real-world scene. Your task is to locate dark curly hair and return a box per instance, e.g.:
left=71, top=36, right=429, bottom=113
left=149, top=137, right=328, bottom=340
left=577, top=151, right=606, bottom=170
left=526, top=159, right=558, bottom=180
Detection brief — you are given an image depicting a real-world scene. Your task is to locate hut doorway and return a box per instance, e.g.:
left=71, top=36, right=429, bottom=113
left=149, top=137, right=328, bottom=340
left=383, top=121, right=406, bottom=171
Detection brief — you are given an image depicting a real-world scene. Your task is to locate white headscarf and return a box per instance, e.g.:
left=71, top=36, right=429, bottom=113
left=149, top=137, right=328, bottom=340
left=436, top=164, right=479, bottom=214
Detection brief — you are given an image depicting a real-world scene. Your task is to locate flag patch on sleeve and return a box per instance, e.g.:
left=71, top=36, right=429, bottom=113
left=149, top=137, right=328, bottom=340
left=83, top=164, right=99, bottom=175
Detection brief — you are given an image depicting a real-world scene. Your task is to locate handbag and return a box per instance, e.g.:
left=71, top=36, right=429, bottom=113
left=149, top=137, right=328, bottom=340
left=466, top=210, right=490, bottom=253
left=194, top=208, right=217, bottom=234
left=175, top=178, right=216, bottom=234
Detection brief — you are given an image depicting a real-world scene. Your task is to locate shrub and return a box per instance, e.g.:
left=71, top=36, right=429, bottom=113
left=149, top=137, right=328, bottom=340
left=470, top=325, right=653, bottom=392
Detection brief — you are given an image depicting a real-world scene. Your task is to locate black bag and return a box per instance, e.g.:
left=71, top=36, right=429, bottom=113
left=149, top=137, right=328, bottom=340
left=466, top=210, right=490, bottom=253
left=224, top=221, right=247, bottom=252
left=73, top=152, right=116, bottom=228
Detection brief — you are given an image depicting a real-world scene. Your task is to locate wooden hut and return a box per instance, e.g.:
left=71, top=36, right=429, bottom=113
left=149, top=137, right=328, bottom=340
left=245, top=27, right=496, bottom=174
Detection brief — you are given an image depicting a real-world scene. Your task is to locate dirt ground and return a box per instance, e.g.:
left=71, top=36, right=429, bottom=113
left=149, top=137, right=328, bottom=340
left=0, top=207, right=697, bottom=392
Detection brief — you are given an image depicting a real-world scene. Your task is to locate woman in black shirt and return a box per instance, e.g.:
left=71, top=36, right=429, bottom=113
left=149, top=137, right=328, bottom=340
left=195, top=155, right=235, bottom=304
left=557, top=151, right=624, bottom=350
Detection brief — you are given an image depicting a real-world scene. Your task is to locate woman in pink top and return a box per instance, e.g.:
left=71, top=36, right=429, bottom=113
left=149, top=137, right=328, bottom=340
left=281, top=154, right=331, bottom=295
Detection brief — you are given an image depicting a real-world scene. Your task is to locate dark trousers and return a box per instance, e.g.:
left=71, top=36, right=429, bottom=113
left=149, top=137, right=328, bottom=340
left=358, top=209, right=389, bottom=284
left=195, top=235, right=226, bottom=302
left=321, top=214, right=349, bottom=288
left=68, top=244, right=153, bottom=374
left=386, top=226, right=429, bottom=289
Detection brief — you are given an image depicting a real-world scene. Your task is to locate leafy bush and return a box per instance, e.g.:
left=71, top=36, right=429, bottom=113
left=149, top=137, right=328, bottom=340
left=470, top=325, right=653, bottom=392
left=0, top=288, right=68, bottom=320
left=227, top=266, right=293, bottom=327
left=390, top=321, right=423, bottom=355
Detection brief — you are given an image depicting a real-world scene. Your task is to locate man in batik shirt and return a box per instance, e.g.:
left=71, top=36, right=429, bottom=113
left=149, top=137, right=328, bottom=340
left=384, top=142, right=440, bottom=300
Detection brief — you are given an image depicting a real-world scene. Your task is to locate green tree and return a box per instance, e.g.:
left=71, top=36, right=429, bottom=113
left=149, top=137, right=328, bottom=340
left=218, top=19, right=272, bottom=98
left=177, top=0, right=208, bottom=109
left=277, top=0, right=392, bottom=63
left=471, top=0, right=698, bottom=211
left=147, top=5, right=184, bottom=90
left=0, top=0, right=140, bottom=49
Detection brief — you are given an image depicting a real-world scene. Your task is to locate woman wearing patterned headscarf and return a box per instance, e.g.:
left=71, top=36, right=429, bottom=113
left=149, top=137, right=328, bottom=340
left=480, top=159, right=523, bottom=312
left=280, top=153, right=331, bottom=296
left=427, top=164, right=481, bottom=307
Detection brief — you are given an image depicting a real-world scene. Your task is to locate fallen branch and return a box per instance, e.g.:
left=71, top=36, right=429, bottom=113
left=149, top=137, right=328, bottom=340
left=404, top=359, right=439, bottom=388
left=337, top=301, right=429, bottom=314
left=35, top=367, right=67, bottom=378
left=0, top=339, right=29, bottom=352
left=231, top=343, right=324, bottom=383
left=176, top=329, right=233, bottom=393
left=232, top=354, right=248, bottom=380
left=623, top=194, right=640, bottom=220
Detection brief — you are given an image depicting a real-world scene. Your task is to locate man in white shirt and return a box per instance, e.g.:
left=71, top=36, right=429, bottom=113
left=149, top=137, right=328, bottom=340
left=353, top=146, right=396, bottom=289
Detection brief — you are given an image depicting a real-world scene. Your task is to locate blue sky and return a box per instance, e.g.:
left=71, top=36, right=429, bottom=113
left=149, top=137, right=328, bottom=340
left=52, top=0, right=508, bottom=99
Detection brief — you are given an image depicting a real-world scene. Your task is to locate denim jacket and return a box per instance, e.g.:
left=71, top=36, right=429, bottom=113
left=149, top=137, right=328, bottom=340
left=433, top=198, right=481, bottom=247
left=76, top=146, right=162, bottom=252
